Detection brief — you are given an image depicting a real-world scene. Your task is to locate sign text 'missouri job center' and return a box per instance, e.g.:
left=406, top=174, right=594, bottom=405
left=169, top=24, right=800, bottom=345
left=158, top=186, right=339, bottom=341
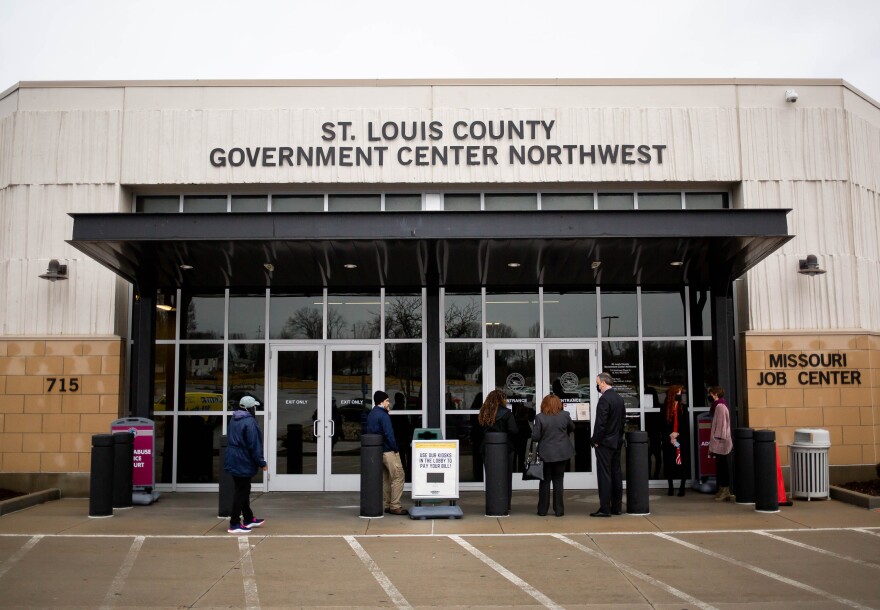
left=209, top=119, right=668, bottom=168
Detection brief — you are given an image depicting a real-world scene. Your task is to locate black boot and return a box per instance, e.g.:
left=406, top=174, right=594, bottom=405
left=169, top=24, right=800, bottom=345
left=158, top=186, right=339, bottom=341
left=677, top=480, right=686, bottom=497
left=667, top=481, right=674, bottom=496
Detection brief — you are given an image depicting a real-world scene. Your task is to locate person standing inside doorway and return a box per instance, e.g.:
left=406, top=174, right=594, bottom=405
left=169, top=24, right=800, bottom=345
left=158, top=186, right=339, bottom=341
left=663, top=385, right=689, bottom=497
left=590, top=372, right=625, bottom=517
left=224, top=396, right=267, bottom=534
left=366, top=390, right=408, bottom=515
left=708, top=386, right=734, bottom=502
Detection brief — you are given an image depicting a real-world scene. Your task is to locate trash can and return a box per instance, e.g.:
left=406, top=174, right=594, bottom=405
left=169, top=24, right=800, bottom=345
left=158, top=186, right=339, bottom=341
left=789, top=428, right=831, bottom=500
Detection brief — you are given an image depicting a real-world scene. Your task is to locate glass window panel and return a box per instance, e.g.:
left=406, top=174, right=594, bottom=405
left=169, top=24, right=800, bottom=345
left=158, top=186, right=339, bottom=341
left=643, top=340, right=689, bottom=407
left=270, top=292, right=324, bottom=339
left=444, top=413, right=481, bottom=482
left=153, top=345, right=176, bottom=413
left=227, top=344, right=265, bottom=411
left=181, top=344, right=224, bottom=413
left=156, top=290, right=177, bottom=340
left=690, top=340, right=718, bottom=412
left=543, top=291, right=597, bottom=337
left=541, top=194, right=593, bottom=210
left=493, top=348, right=537, bottom=474
left=601, top=341, right=641, bottom=410
left=385, top=344, right=422, bottom=411
left=136, top=196, right=179, bottom=213
left=272, top=195, right=324, bottom=212
left=444, top=342, right=482, bottom=411
left=484, top=193, right=537, bottom=211
left=641, top=290, right=686, bottom=337
left=328, top=195, right=380, bottom=212
left=444, top=194, right=481, bottom=211
left=327, top=293, right=381, bottom=339
left=183, top=195, right=227, bottom=213
left=689, top=288, right=712, bottom=336
left=229, top=293, right=266, bottom=340
left=643, top=340, right=690, bottom=480
left=182, top=293, right=225, bottom=339
left=445, top=292, right=482, bottom=338
left=155, top=415, right=172, bottom=483
left=486, top=292, right=539, bottom=338
left=686, top=193, right=728, bottom=209
left=175, top=415, right=221, bottom=483
left=329, top=350, right=373, bottom=478
left=597, top=193, right=634, bottom=210
left=599, top=290, right=638, bottom=337
left=275, top=351, right=319, bottom=476
left=231, top=195, right=268, bottom=212
left=638, top=193, right=682, bottom=210
left=547, top=347, right=594, bottom=473
left=385, top=293, right=422, bottom=338
left=384, top=194, right=421, bottom=211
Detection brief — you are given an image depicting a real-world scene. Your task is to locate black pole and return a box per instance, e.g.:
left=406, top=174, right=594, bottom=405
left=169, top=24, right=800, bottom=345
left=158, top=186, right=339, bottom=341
left=733, top=427, right=755, bottom=504
left=754, top=429, right=779, bottom=512
left=286, top=423, right=303, bottom=474
left=218, top=435, right=233, bottom=518
left=625, top=430, right=650, bottom=515
left=360, top=433, right=384, bottom=518
left=484, top=432, right=508, bottom=517
left=112, top=431, right=134, bottom=509
left=89, top=434, right=114, bottom=517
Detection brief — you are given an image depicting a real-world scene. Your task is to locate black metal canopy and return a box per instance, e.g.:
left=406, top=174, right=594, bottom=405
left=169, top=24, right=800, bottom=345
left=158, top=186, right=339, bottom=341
left=68, top=210, right=792, bottom=290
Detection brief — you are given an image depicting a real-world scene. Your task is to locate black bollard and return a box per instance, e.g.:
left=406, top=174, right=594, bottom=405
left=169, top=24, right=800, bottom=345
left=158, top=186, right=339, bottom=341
left=218, top=435, right=233, bottom=518
left=360, top=433, right=384, bottom=518
left=754, top=429, right=779, bottom=513
left=89, top=434, right=114, bottom=517
left=733, top=427, right=755, bottom=504
left=625, top=430, right=650, bottom=515
left=484, top=432, right=509, bottom=516
left=286, top=423, right=303, bottom=474
left=112, top=431, right=134, bottom=509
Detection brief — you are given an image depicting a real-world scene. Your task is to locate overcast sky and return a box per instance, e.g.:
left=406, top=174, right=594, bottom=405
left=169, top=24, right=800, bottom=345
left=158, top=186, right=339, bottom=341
left=2, top=0, right=879, bottom=101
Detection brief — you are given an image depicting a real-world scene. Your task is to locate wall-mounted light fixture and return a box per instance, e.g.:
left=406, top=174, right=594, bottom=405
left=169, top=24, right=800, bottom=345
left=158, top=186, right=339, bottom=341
left=39, top=259, right=68, bottom=282
left=798, top=254, right=826, bottom=276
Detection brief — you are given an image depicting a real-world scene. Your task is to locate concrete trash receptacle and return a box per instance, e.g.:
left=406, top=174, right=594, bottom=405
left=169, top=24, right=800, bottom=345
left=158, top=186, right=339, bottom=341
left=789, top=428, right=831, bottom=500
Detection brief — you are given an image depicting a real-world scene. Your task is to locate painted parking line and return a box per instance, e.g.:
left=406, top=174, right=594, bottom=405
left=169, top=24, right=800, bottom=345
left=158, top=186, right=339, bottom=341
left=855, top=528, right=880, bottom=539
left=552, top=534, right=718, bottom=610
left=344, top=535, right=412, bottom=610
left=656, top=532, right=874, bottom=610
left=100, top=535, right=144, bottom=610
left=238, top=536, right=261, bottom=610
left=450, top=535, right=563, bottom=610
left=0, top=535, right=42, bottom=580
left=755, top=530, right=880, bottom=570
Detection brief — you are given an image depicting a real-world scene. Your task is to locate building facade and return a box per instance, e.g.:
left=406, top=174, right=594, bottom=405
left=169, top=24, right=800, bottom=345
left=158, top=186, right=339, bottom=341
left=0, top=79, right=877, bottom=496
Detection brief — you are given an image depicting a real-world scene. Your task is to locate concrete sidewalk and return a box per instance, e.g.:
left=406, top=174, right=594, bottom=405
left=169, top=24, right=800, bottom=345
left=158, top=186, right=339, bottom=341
left=1, top=491, right=878, bottom=609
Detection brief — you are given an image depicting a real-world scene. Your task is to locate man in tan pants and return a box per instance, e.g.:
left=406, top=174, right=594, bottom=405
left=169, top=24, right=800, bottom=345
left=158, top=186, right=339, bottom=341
left=366, top=390, right=407, bottom=515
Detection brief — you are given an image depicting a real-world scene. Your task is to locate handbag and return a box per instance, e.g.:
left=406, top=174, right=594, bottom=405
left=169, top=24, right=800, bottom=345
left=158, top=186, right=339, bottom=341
left=522, top=440, right=544, bottom=481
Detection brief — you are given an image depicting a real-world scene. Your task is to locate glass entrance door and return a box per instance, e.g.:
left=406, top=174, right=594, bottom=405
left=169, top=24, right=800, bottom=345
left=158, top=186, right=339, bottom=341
left=487, top=343, right=597, bottom=490
left=268, top=346, right=378, bottom=491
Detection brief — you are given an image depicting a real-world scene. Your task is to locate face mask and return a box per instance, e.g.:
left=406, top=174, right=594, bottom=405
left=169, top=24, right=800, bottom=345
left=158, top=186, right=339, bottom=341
left=675, top=393, right=683, bottom=402
left=596, top=384, right=602, bottom=394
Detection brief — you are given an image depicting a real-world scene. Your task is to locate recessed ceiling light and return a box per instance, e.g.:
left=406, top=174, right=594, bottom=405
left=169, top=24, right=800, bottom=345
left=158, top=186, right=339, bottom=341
left=344, top=263, right=357, bottom=269
left=591, top=261, right=601, bottom=270
left=263, top=263, right=274, bottom=272
left=179, top=264, right=193, bottom=270
left=507, top=262, right=521, bottom=268
left=155, top=304, right=175, bottom=312
left=670, top=261, right=684, bottom=267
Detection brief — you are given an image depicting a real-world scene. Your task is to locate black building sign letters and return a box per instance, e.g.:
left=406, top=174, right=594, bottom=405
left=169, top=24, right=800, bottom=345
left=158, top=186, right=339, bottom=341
left=757, top=352, right=863, bottom=387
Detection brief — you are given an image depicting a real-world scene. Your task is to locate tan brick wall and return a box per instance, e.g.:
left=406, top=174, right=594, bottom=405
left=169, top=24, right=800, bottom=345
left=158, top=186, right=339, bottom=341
left=744, top=332, right=879, bottom=468
left=0, top=337, right=124, bottom=475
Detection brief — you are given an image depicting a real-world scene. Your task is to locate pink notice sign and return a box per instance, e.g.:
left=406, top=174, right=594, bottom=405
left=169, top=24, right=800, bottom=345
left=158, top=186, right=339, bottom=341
left=111, top=421, right=155, bottom=489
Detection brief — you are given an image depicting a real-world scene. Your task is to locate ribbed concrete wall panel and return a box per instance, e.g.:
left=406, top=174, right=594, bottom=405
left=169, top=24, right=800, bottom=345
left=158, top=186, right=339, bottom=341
left=0, top=115, right=13, bottom=189
left=851, top=184, right=880, bottom=260
left=9, top=111, right=121, bottom=185
left=848, top=113, right=880, bottom=192
left=740, top=108, right=849, bottom=181
left=121, top=107, right=741, bottom=184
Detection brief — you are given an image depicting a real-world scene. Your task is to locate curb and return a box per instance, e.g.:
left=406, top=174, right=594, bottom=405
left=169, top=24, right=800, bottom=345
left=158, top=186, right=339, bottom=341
left=0, top=488, right=61, bottom=516
left=829, top=485, right=880, bottom=510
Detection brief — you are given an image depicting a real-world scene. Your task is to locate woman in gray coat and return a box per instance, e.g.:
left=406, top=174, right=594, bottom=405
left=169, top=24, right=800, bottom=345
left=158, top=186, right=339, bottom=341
left=531, top=394, right=575, bottom=516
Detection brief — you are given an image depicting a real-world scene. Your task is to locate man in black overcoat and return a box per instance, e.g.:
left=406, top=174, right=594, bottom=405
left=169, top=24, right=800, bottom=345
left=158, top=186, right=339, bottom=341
left=590, top=372, right=625, bottom=516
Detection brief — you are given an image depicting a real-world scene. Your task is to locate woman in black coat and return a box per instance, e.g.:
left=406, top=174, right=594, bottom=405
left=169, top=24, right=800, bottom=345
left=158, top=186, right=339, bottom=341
left=531, top=394, right=574, bottom=517
left=478, top=389, right=518, bottom=513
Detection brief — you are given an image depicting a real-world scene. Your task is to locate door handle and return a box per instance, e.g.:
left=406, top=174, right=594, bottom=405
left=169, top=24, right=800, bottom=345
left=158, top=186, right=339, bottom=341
left=313, top=419, right=321, bottom=438
left=328, top=418, right=335, bottom=438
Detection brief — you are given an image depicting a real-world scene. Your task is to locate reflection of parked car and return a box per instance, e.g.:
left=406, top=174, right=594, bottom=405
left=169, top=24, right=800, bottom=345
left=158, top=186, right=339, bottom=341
left=154, top=392, right=224, bottom=425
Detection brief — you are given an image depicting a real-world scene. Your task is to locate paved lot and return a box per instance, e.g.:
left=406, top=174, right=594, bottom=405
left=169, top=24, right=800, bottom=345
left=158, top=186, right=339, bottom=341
left=1, top=490, right=878, bottom=609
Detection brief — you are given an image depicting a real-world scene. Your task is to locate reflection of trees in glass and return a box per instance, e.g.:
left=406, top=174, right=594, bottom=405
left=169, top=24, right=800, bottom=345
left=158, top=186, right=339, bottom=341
left=185, top=298, right=220, bottom=339
left=445, top=297, right=480, bottom=337
left=486, top=323, right=516, bottom=338
left=385, top=344, right=421, bottom=407
left=327, top=303, right=380, bottom=339
left=281, top=307, right=323, bottom=339
left=385, top=296, right=422, bottom=338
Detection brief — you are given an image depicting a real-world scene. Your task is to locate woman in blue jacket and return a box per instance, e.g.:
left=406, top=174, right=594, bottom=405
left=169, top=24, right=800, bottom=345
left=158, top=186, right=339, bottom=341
left=224, top=396, right=267, bottom=533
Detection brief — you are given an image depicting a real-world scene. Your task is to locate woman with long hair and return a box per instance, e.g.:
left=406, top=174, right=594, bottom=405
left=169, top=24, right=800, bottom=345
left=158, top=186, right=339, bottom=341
left=531, top=393, right=574, bottom=516
left=708, top=385, right=734, bottom=501
left=478, top=389, right=518, bottom=513
left=663, top=385, right=689, bottom=496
